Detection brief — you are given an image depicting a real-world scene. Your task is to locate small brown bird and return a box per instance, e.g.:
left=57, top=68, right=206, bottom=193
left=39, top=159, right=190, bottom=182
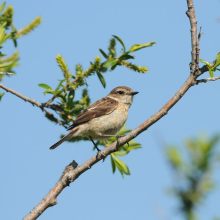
left=50, top=86, right=138, bottom=151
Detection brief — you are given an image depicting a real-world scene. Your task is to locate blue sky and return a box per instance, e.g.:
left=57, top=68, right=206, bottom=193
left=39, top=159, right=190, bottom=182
left=0, top=0, right=220, bottom=219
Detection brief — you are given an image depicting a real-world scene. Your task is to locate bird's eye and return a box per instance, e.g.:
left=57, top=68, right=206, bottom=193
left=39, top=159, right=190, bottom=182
left=117, top=91, right=124, bottom=95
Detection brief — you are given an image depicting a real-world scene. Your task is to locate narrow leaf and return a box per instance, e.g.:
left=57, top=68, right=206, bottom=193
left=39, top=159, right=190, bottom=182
left=96, top=71, right=106, bottom=88
left=112, top=35, right=126, bottom=52
left=200, top=59, right=211, bottom=67
left=110, top=155, right=116, bottom=173
left=209, top=70, right=214, bottom=78
left=103, top=58, right=118, bottom=68
left=113, top=155, right=130, bottom=175
left=0, top=92, right=5, bottom=101
left=38, top=83, right=52, bottom=90
left=110, top=64, right=117, bottom=71
left=99, top=48, right=108, bottom=59
left=119, top=54, right=135, bottom=61
left=213, top=52, right=220, bottom=69
left=129, top=41, right=156, bottom=52
left=113, top=151, right=129, bottom=156
left=0, top=2, right=6, bottom=14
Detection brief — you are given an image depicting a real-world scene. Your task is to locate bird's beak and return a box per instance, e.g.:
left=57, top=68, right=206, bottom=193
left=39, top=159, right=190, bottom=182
left=129, top=92, right=139, bottom=96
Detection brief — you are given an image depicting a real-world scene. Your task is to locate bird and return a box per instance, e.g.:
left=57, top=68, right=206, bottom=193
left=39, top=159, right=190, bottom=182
left=49, top=86, right=138, bottom=151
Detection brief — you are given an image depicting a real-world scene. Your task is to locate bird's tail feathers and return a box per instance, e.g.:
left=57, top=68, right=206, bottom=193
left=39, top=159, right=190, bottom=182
left=49, top=128, right=78, bottom=150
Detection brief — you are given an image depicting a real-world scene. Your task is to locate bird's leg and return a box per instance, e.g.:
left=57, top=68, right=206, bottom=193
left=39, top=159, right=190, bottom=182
left=89, top=136, right=100, bottom=152
left=89, top=136, right=105, bottom=162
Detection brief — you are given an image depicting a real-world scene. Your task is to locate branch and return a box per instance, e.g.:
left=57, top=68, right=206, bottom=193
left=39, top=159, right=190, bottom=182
left=22, top=1, right=220, bottom=219
left=194, top=76, right=220, bottom=85
left=186, top=0, right=198, bottom=74
left=0, top=83, right=42, bottom=107
left=0, top=83, right=68, bottom=128
left=23, top=72, right=202, bottom=220
left=0, top=72, right=14, bottom=75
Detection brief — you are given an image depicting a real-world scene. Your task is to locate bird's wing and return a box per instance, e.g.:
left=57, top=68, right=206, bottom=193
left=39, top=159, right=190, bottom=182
left=67, top=97, right=118, bottom=131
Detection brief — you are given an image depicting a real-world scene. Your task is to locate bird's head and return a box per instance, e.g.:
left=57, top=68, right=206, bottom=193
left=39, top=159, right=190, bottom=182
left=108, top=86, right=138, bottom=106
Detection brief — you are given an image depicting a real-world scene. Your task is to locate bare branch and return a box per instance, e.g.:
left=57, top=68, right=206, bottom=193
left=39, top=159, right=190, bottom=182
left=196, top=27, right=203, bottom=67
left=0, top=83, right=68, bottom=128
left=194, top=76, right=220, bottom=85
left=0, top=83, right=42, bottom=107
left=0, top=72, right=14, bottom=75
left=186, top=0, right=198, bottom=74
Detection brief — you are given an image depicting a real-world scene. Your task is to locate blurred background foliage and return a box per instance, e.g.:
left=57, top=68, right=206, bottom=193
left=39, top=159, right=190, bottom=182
left=166, top=133, right=220, bottom=220
left=0, top=1, right=41, bottom=100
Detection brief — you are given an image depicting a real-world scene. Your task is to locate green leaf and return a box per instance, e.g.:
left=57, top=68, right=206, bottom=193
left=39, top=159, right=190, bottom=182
left=199, top=59, right=211, bottom=68
left=209, top=70, right=214, bottom=78
left=112, top=35, right=126, bottom=52
left=1, top=33, right=11, bottom=45
left=0, top=92, right=4, bottom=101
left=99, top=48, right=108, bottom=59
left=129, top=41, right=156, bottom=53
left=119, top=54, right=134, bottom=61
left=0, top=2, right=6, bottom=15
left=112, top=154, right=130, bottom=175
left=67, top=90, right=75, bottom=109
left=213, top=52, right=220, bottom=69
left=38, top=83, right=53, bottom=90
left=96, top=71, right=106, bottom=88
left=43, top=90, right=53, bottom=95
left=110, top=64, right=117, bottom=71
left=103, top=59, right=118, bottom=68
left=110, top=155, right=116, bottom=173
left=113, top=151, right=129, bottom=156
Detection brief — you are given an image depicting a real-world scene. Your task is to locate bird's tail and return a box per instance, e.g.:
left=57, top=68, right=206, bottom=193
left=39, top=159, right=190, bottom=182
left=49, top=128, right=78, bottom=150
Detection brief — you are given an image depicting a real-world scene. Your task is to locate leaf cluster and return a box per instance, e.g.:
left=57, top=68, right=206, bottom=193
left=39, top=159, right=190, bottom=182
left=166, top=134, right=220, bottom=220
left=0, top=2, right=42, bottom=99
left=200, top=52, right=220, bottom=77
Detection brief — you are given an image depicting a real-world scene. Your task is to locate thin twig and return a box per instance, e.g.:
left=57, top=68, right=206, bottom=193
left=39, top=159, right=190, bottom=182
left=194, top=76, right=220, bottom=85
left=0, top=83, right=42, bottom=107
left=0, top=83, right=69, bottom=127
left=196, top=27, right=203, bottom=68
left=0, top=72, right=14, bottom=75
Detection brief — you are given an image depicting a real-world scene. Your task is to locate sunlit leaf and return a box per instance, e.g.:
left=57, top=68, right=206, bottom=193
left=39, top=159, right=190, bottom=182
left=129, top=41, right=156, bottom=52
left=113, top=151, right=129, bottom=156
left=38, top=83, right=52, bottom=90
left=213, top=52, right=220, bottom=69
left=0, top=2, right=6, bottom=15
left=199, top=59, right=211, bottom=67
left=112, top=154, right=130, bottom=175
left=209, top=70, right=214, bottom=78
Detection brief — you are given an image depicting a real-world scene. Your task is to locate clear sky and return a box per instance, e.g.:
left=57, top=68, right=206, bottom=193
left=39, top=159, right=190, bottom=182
left=0, top=0, right=220, bottom=220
